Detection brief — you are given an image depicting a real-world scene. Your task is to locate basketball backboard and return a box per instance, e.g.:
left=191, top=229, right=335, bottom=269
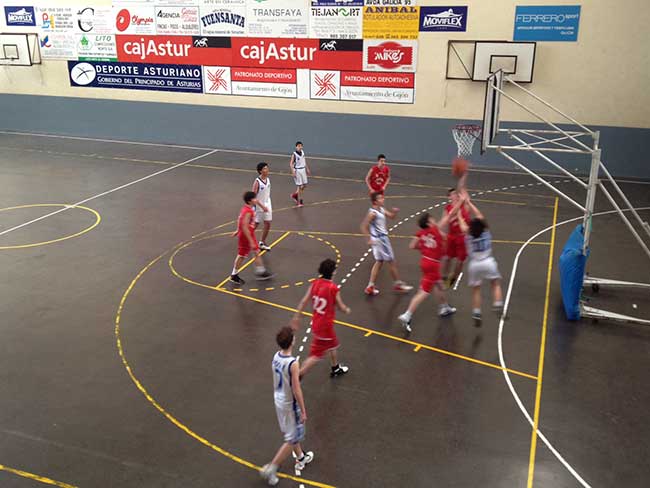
left=0, top=33, right=41, bottom=66
left=447, top=40, right=536, bottom=83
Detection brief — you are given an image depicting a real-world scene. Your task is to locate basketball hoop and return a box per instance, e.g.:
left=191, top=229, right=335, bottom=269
left=452, top=124, right=482, bottom=158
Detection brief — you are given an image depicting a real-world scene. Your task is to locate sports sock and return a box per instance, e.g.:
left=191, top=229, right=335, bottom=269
left=255, top=265, right=265, bottom=274
left=472, top=308, right=481, bottom=315
left=493, top=300, right=503, bottom=307
left=231, top=267, right=238, bottom=276
left=367, top=281, right=374, bottom=287
left=402, top=310, right=412, bottom=320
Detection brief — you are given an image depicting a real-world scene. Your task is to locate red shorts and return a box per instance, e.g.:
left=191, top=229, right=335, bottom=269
left=309, top=335, right=340, bottom=359
left=420, top=257, right=441, bottom=293
left=238, top=238, right=259, bottom=257
left=446, top=234, right=467, bottom=261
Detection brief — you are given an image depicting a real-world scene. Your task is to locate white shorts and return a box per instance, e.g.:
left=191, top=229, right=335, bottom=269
left=255, top=205, right=272, bottom=223
left=294, top=168, right=308, bottom=186
left=467, top=257, right=501, bottom=287
left=275, top=402, right=305, bottom=444
left=371, top=235, right=394, bottom=262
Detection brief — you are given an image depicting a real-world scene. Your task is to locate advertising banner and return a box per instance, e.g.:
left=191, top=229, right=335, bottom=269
left=363, top=39, right=417, bottom=72
left=514, top=5, right=581, bottom=41
left=198, top=0, right=246, bottom=36
left=155, top=5, right=201, bottom=35
left=310, top=69, right=414, bottom=103
left=309, top=5, right=363, bottom=39
left=39, top=6, right=75, bottom=32
left=77, top=34, right=117, bottom=61
left=4, top=6, right=36, bottom=27
left=363, top=2, right=419, bottom=40
left=113, top=4, right=156, bottom=35
left=419, top=6, right=467, bottom=32
left=117, top=35, right=232, bottom=65
left=247, top=0, right=309, bottom=38
left=204, top=65, right=297, bottom=98
left=75, top=6, right=113, bottom=34
left=68, top=60, right=203, bottom=93
left=40, top=32, right=78, bottom=59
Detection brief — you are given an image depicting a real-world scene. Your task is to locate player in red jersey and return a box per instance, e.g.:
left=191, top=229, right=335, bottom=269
left=291, top=259, right=350, bottom=378
left=397, top=200, right=464, bottom=332
left=229, top=191, right=274, bottom=285
left=365, top=154, right=391, bottom=195
left=442, top=187, right=473, bottom=288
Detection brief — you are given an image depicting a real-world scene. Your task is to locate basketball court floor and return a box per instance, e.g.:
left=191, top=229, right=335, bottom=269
left=1, top=131, right=649, bottom=487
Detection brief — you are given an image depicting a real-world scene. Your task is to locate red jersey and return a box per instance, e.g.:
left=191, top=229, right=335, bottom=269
left=368, top=164, right=390, bottom=191
left=237, top=205, right=255, bottom=239
left=446, top=204, right=470, bottom=236
left=310, top=278, right=339, bottom=339
left=416, top=226, right=445, bottom=261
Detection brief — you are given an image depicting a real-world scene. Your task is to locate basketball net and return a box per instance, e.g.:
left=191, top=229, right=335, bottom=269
left=452, top=124, right=482, bottom=158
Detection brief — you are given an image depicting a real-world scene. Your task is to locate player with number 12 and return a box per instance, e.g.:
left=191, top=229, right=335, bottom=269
left=291, top=259, right=350, bottom=378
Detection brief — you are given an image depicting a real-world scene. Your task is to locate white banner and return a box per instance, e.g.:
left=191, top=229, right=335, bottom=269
left=113, top=4, right=156, bottom=35
left=40, top=32, right=77, bottom=59
left=247, top=0, right=309, bottom=38
left=38, top=6, right=75, bottom=32
left=341, top=85, right=413, bottom=103
left=309, top=6, right=362, bottom=39
left=204, top=66, right=233, bottom=94
left=77, top=34, right=117, bottom=61
left=155, top=6, right=200, bottom=35
left=75, top=6, right=113, bottom=34
left=199, top=0, right=247, bottom=36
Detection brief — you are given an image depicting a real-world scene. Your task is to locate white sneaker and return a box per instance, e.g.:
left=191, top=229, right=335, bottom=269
left=259, top=241, right=272, bottom=251
left=439, top=305, right=457, bottom=317
left=260, top=464, right=279, bottom=486
left=398, top=312, right=412, bottom=332
left=295, top=451, right=314, bottom=470
left=393, top=281, right=414, bottom=293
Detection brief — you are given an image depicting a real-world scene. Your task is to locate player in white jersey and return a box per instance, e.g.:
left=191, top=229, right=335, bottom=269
left=361, top=192, right=413, bottom=296
left=260, top=327, right=314, bottom=486
left=253, top=162, right=273, bottom=251
left=457, top=195, right=503, bottom=327
left=289, top=141, right=311, bottom=207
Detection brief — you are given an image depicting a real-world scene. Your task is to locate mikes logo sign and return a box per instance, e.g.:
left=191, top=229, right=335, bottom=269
left=367, top=42, right=412, bottom=70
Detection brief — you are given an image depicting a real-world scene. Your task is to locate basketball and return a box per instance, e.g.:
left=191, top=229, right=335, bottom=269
left=452, top=157, right=469, bottom=177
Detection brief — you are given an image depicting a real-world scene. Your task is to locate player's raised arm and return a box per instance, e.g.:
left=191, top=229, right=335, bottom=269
left=290, top=360, right=307, bottom=422
left=409, top=235, right=420, bottom=250
left=335, top=292, right=351, bottom=314
left=439, top=200, right=462, bottom=230
left=466, top=199, right=484, bottom=220
left=384, top=207, right=399, bottom=219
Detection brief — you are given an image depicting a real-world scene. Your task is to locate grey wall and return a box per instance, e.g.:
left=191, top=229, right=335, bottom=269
left=1, top=94, right=648, bottom=178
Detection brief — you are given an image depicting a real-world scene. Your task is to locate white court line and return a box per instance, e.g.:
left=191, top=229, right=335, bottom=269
left=498, top=205, right=650, bottom=488
left=2, top=129, right=633, bottom=180
left=0, top=149, right=218, bottom=238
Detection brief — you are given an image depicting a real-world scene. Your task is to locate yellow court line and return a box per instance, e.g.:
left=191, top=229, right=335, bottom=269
left=0, top=463, right=78, bottom=488
left=215, top=231, right=291, bottom=288
left=527, top=197, right=559, bottom=487
left=213, top=286, right=537, bottom=381
left=0, top=204, right=101, bottom=250
left=116, top=247, right=334, bottom=488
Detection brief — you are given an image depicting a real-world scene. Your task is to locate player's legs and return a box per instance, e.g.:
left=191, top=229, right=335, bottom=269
left=299, top=355, right=320, bottom=376
left=365, top=260, right=383, bottom=295
left=327, top=348, right=349, bottom=377
left=491, top=278, right=503, bottom=310
left=230, top=254, right=246, bottom=284
left=261, top=220, right=271, bottom=244
left=269, top=442, right=293, bottom=470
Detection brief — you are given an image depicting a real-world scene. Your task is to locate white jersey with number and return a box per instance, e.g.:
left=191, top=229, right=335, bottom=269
left=255, top=176, right=271, bottom=207
left=369, top=207, right=388, bottom=237
left=293, top=150, right=306, bottom=169
left=272, top=351, right=296, bottom=408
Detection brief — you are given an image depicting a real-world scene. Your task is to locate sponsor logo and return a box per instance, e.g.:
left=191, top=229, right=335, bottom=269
left=194, top=37, right=209, bottom=48
left=70, top=62, right=97, bottom=85
left=311, top=7, right=359, bottom=17
left=422, top=9, right=463, bottom=28
left=200, top=10, right=245, bottom=29
left=515, top=14, right=578, bottom=23
left=116, top=8, right=154, bottom=32
left=206, top=68, right=229, bottom=92
left=364, top=6, right=418, bottom=14
left=314, top=72, right=337, bottom=97
left=320, top=40, right=337, bottom=51
left=312, top=0, right=361, bottom=5
left=5, top=6, right=35, bottom=26
left=239, top=40, right=317, bottom=66
left=40, top=35, right=51, bottom=48
left=77, top=7, right=95, bottom=32
left=122, top=38, right=191, bottom=61
left=252, top=9, right=303, bottom=17
left=367, top=42, right=412, bottom=69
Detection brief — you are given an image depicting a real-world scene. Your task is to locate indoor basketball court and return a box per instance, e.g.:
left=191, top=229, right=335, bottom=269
left=1, top=2, right=649, bottom=488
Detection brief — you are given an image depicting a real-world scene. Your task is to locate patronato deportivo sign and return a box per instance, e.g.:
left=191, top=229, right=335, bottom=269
left=116, top=36, right=364, bottom=70
left=310, top=69, right=414, bottom=103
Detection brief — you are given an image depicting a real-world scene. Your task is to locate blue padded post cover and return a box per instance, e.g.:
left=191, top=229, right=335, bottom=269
left=559, top=224, right=589, bottom=320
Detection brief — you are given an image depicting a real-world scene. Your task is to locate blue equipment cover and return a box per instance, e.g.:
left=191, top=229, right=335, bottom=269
left=559, top=224, right=589, bottom=320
